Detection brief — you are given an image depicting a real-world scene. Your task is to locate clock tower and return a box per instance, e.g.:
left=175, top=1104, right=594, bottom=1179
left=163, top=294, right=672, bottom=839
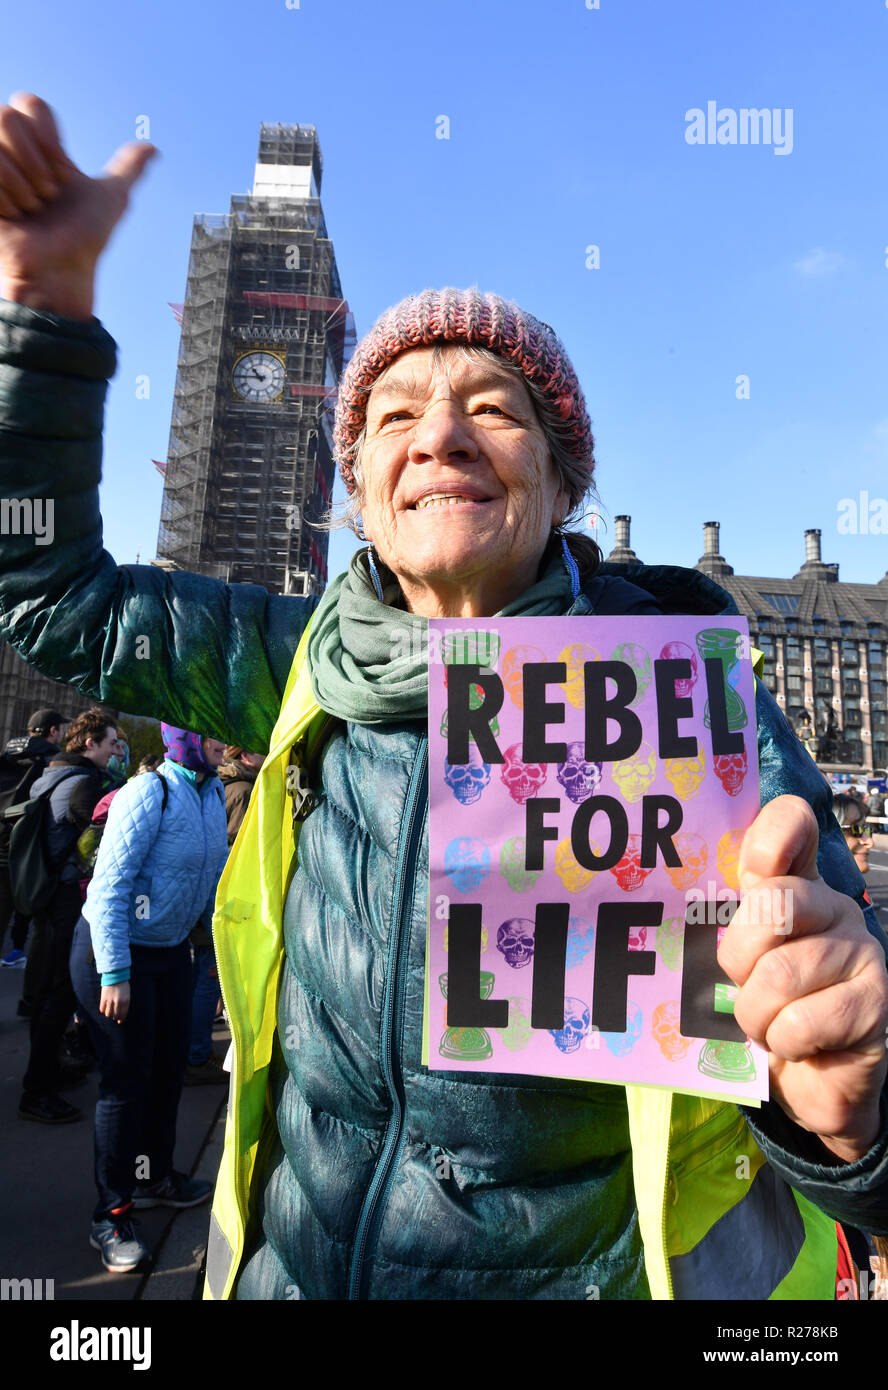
left=155, top=123, right=354, bottom=595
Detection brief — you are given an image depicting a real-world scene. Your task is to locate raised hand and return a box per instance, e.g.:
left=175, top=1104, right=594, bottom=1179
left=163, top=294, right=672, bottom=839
left=0, top=92, right=158, bottom=318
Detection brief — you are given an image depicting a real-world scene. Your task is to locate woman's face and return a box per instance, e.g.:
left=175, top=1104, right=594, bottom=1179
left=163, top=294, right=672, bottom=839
left=359, top=346, right=569, bottom=617
left=201, top=738, right=226, bottom=768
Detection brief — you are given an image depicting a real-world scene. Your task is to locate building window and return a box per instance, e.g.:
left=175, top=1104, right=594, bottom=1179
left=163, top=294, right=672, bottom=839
left=762, top=593, right=800, bottom=614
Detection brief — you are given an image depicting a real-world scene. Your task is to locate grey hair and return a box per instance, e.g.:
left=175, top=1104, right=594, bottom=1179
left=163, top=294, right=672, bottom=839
left=317, top=344, right=599, bottom=538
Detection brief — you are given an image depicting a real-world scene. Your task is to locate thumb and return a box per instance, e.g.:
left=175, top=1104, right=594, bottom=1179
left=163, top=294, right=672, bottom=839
left=102, top=141, right=160, bottom=191
left=737, top=794, right=820, bottom=889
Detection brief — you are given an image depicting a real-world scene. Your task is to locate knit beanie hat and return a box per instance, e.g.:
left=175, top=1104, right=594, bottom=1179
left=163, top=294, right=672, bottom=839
left=161, top=724, right=217, bottom=777
left=333, top=288, right=594, bottom=506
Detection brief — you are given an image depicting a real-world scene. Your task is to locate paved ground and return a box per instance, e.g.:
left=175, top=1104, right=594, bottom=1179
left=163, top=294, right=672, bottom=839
left=0, top=955, right=229, bottom=1302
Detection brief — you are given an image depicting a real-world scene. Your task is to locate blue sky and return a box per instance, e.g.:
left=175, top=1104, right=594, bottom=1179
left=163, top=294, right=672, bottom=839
left=3, top=0, right=887, bottom=585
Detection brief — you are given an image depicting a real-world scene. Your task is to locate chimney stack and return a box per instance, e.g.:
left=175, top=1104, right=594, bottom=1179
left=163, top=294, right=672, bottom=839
left=696, top=520, right=734, bottom=578
left=606, top=514, right=640, bottom=565
left=796, top=526, right=836, bottom=581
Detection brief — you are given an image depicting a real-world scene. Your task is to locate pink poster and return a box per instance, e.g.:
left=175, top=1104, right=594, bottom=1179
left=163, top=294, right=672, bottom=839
left=423, top=616, right=768, bottom=1104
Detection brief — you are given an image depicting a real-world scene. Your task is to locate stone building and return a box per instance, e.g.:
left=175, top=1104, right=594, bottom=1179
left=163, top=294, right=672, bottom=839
left=607, top=517, right=888, bottom=773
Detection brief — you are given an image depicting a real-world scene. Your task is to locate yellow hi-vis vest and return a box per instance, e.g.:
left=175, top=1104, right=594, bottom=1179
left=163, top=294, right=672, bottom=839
left=204, top=623, right=838, bottom=1301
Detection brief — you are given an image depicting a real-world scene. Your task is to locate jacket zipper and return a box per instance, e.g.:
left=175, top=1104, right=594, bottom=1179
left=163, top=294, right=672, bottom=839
left=347, top=737, right=428, bottom=1300
left=659, top=1092, right=675, bottom=1300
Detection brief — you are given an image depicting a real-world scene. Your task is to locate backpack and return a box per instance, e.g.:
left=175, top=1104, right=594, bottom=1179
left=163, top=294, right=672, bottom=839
left=76, top=772, right=169, bottom=891
left=0, top=753, right=48, bottom=860
left=5, top=768, right=88, bottom=916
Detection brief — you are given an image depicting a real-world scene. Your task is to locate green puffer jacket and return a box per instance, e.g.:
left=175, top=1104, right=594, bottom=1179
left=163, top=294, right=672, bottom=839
left=2, top=299, right=888, bottom=1301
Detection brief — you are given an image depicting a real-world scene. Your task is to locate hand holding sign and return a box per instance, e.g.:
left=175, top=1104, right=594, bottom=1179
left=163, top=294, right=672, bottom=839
left=718, top=795, right=888, bottom=1163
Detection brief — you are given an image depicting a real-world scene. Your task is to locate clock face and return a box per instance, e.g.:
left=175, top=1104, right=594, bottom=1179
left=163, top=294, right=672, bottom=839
left=232, top=351, right=286, bottom=403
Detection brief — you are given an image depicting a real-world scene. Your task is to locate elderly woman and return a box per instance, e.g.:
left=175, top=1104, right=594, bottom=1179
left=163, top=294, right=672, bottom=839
left=1, top=95, right=887, bottom=1301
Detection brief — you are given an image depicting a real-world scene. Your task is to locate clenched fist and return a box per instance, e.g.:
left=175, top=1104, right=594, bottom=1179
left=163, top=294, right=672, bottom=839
left=719, top=795, right=888, bottom=1164
left=0, top=92, right=158, bottom=318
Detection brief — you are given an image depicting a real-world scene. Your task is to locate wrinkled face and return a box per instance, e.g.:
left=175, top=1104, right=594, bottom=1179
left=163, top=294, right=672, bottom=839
left=559, top=644, right=600, bottom=709
left=659, top=641, right=698, bottom=699
left=664, top=750, right=706, bottom=801
left=556, top=743, right=602, bottom=804
left=612, top=742, right=657, bottom=803
left=665, top=833, right=709, bottom=891
left=359, top=346, right=568, bottom=612
left=716, top=828, right=745, bottom=890
left=496, top=918, right=536, bottom=969
left=501, top=744, right=548, bottom=804
left=444, top=743, right=491, bottom=805
left=713, top=750, right=748, bottom=796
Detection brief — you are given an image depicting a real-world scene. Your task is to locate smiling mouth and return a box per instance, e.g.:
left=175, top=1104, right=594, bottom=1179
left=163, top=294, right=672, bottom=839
left=412, top=493, right=493, bottom=510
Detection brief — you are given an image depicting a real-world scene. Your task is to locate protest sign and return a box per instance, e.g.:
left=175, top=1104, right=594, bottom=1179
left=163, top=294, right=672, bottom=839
left=423, top=616, right=769, bottom=1104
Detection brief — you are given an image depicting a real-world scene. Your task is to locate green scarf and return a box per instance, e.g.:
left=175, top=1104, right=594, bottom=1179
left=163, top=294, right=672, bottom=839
left=307, top=546, right=575, bottom=724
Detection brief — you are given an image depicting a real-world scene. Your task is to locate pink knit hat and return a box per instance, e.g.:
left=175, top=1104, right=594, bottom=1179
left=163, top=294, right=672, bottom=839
left=333, top=288, right=594, bottom=505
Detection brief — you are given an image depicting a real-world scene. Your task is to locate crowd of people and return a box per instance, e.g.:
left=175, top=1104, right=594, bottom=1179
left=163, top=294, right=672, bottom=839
left=0, top=704, right=264, bottom=1273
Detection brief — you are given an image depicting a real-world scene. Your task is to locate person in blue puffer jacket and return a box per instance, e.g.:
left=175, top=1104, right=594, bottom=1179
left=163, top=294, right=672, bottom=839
left=69, top=725, right=229, bottom=1275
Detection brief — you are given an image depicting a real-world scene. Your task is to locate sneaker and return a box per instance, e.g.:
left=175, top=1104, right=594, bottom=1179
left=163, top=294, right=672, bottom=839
left=184, top=1056, right=229, bottom=1086
left=132, top=1170, right=212, bottom=1210
left=18, top=1093, right=83, bottom=1124
left=90, top=1215, right=150, bottom=1273
left=1, top=949, right=26, bottom=968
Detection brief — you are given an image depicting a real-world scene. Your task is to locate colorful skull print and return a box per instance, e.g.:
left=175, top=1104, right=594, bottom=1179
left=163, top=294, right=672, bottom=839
left=566, top=916, right=595, bottom=970
left=437, top=970, right=496, bottom=1060
left=549, top=997, right=591, bottom=1054
left=554, top=837, right=597, bottom=894
left=609, top=835, right=654, bottom=893
left=558, top=644, right=600, bottom=709
left=651, top=1000, right=692, bottom=1061
left=612, top=741, right=657, bottom=803
left=713, top=749, right=748, bottom=797
left=628, top=925, right=649, bottom=952
left=655, top=917, right=684, bottom=972
left=443, top=921, right=489, bottom=955
left=496, top=918, right=536, bottom=969
left=698, top=1039, right=756, bottom=1083
left=439, top=680, right=500, bottom=738
left=496, top=997, right=534, bottom=1052
left=444, top=743, right=492, bottom=805
left=603, top=1000, right=643, bottom=1057
left=611, top=642, right=652, bottom=705
left=444, top=836, right=491, bottom=894
left=555, top=742, right=603, bottom=804
left=502, top=645, right=547, bottom=710
left=501, top=744, right=548, bottom=805
left=441, top=630, right=501, bottom=670
left=664, top=748, right=706, bottom=801
left=716, top=828, right=745, bottom=890
left=659, top=641, right=699, bottom=699
left=665, top=833, right=708, bottom=891
left=500, top=836, right=543, bottom=893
